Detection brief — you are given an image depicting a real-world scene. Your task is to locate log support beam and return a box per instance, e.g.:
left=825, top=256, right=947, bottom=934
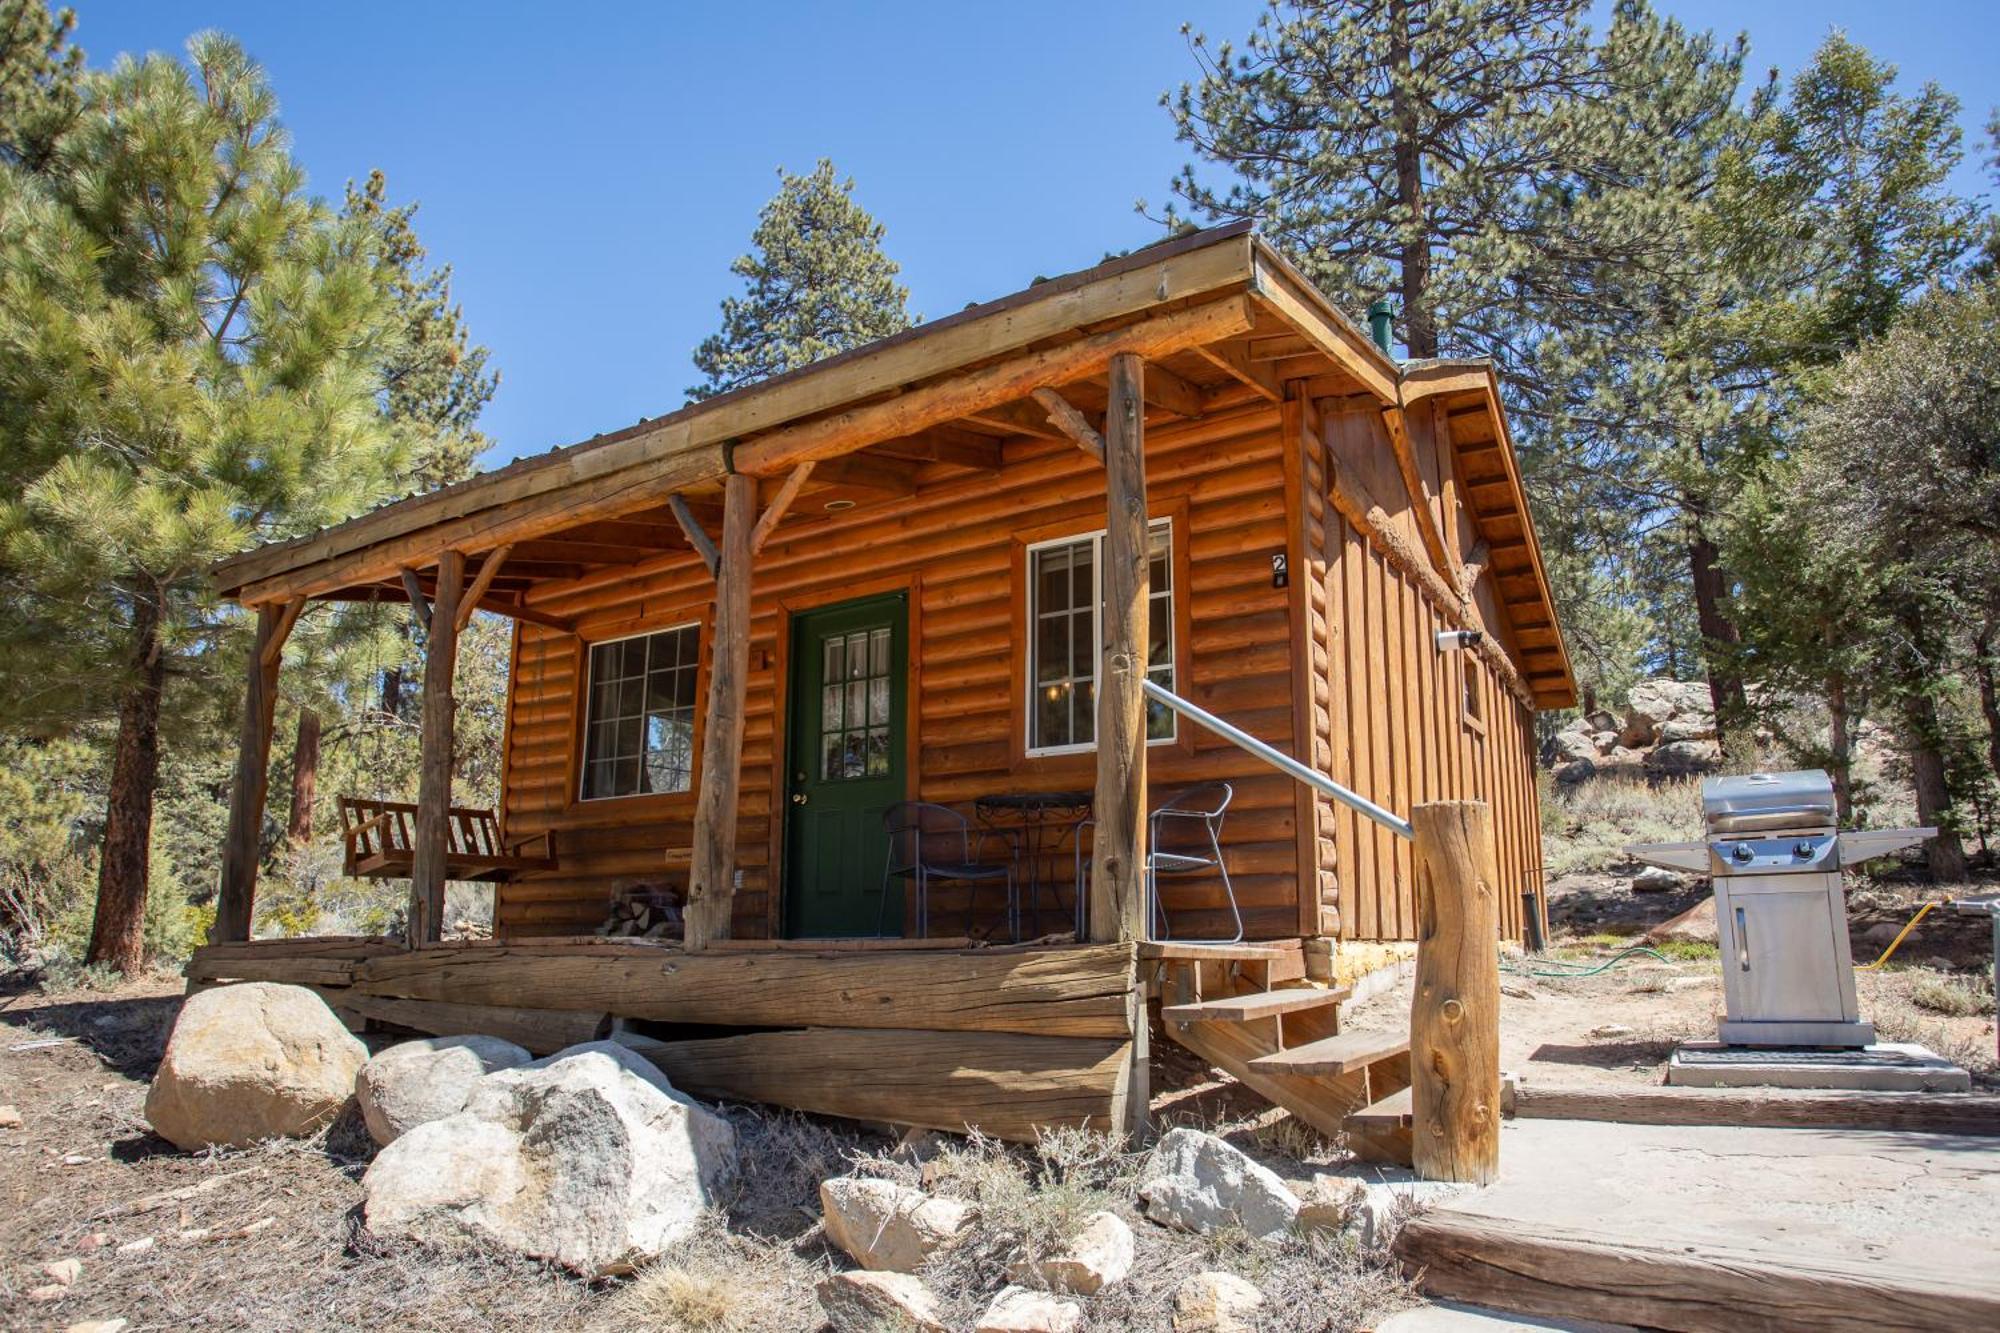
left=408, top=549, right=466, bottom=946
left=1409, top=799, right=1502, bottom=1184
left=398, top=566, right=431, bottom=634
left=750, top=462, right=814, bottom=553
left=668, top=492, right=720, bottom=578
left=456, top=545, right=513, bottom=632
left=1032, top=387, right=1105, bottom=462
left=1090, top=352, right=1151, bottom=1141
left=684, top=472, right=756, bottom=951
left=211, top=598, right=305, bottom=943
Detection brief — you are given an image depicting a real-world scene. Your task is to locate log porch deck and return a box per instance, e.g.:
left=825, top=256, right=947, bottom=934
left=185, top=934, right=1161, bottom=1142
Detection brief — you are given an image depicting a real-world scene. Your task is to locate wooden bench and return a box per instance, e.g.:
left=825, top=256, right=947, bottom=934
left=338, top=796, right=556, bottom=883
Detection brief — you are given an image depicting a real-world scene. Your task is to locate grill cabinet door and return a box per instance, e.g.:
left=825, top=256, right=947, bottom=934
left=1719, top=875, right=1852, bottom=1023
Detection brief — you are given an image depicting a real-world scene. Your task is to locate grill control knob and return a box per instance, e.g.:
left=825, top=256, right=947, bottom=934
left=1794, top=842, right=1814, bottom=859
left=1731, top=843, right=1754, bottom=863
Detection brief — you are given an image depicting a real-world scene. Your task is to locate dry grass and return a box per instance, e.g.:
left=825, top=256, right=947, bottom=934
left=599, top=1226, right=822, bottom=1333
left=1542, top=777, right=1704, bottom=877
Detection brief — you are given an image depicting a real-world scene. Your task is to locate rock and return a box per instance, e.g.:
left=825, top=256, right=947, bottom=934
left=1349, top=1179, right=1473, bottom=1248
left=0, top=1104, right=21, bottom=1128
left=1172, top=1271, right=1264, bottom=1332
left=66, top=1323, right=128, bottom=1333
left=817, top=1271, right=947, bottom=1333
left=1631, top=866, right=1682, bottom=894
left=976, top=1286, right=1083, bottom=1333
left=1622, top=678, right=1712, bottom=747
left=1296, top=1174, right=1368, bottom=1233
left=356, top=1035, right=532, bottom=1146
left=115, top=1237, right=154, bottom=1255
left=1668, top=975, right=1709, bottom=993
left=1581, top=708, right=1620, bottom=734
left=144, top=982, right=367, bottom=1151
left=362, top=1040, right=736, bottom=1276
left=819, top=1176, right=977, bottom=1273
left=1138, top=1127, right=1301, bottom=1240
left=1861, top=921, right=1903, bottom=945
left=1648, top=896, right=1717, bottom=945
left=1551, top=730, right=1600, bottom=764
left=43, top=1257, right=82, bottom=1286
left=27, top=1284, right=64, bottom=1302
left=1589, top=729, right=1621, bottom=752
left=1590, top=1023, right=1635, bottom=1038
left=1008, top=1209, right=1134, bottom=1295
left=1647, top=738, right=1722, bottom=774
left=1659, top=713, right=1718, bottom=744
left=76, top=1233, right=111, bottom=1252
left=1554, top=757, right=1596, bottom=786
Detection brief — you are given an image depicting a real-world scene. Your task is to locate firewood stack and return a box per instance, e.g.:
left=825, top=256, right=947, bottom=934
left=596, top=882, right=684, bottom=940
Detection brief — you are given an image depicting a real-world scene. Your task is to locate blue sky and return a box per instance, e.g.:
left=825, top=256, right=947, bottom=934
left=71, top=2, right=1999, bottom=465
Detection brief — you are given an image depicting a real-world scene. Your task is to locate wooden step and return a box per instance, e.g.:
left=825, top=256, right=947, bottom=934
left=1344, top=1084, right=1412, bottom=1130
left=1249, top=1030, right=1409, bottom=1077
left=1162, top=985, right=1350, bottom=1024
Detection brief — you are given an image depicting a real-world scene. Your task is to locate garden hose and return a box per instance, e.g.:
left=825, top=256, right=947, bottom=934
left=1500, top=943, right=1670, bottom=979
left=1856, top=898, right=1954, bottom=971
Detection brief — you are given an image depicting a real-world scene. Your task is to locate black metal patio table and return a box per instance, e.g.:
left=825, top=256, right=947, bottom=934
left=974, top=789, right=1093, bottom=938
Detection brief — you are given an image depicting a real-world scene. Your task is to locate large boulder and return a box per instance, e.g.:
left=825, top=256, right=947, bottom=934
left=356, top=1035, right=532, bottom=1146
left=145, top=982, right=367, bottom=1151
left=1646, top=738, right=1723, bottom=775
left=362, top=1041, right=736, bottom=1275
left=1138, top=1127, right=1300, bottom=1241
left=1551, top=729, right=1601, bottom=764
left=1621, top=678, right=1713, bottom=748
left=819, top=1176, right=977, bottom=1273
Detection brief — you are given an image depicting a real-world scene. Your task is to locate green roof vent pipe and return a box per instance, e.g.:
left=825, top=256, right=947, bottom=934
left=1367, top=297, right=1396, bottom=357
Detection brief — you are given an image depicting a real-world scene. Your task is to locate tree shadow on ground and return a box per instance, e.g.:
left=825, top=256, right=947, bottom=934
left=1530, top=1038, right=1678, bottom=1069
left=0, top=986, right=181, bottom=1083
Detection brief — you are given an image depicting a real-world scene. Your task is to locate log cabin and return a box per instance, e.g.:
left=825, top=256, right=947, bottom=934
left=189, top=223, right=1573, bottom=1147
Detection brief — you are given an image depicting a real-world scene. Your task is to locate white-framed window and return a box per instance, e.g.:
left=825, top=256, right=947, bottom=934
left=579, top=624, right=700, bottom=800
left=1026, top=520, right=1175, bottom=755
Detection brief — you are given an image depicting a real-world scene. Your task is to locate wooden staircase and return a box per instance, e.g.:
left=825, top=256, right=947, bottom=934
left=1146, top=942, right=1413, bottom=1162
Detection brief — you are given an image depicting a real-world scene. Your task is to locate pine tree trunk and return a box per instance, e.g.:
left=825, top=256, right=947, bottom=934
left=381, top=665, right=403, bottom=718
left=287, top=707, right=320, bottom=847
left=1687, top=529, right=1746, bottom=742
left=1974, top=623, right=2000, bottom=787
left=87, top=595, right=165, bottom=975
left=1907, top=729, right=1968, bottom=882
left=1387, top=0, right=1436, bottom=358
left=1825, top=667, right=1853, bottom=826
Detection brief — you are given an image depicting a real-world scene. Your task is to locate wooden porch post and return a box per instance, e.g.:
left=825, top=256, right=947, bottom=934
left=684, top=472, right=756, bottom=951
left=409, top=549, right=465, bottom=947
left=1409, top=799, right=1503, bottom=1184
left=212, top=600, right=299, bottom=943
left=1090, top=353, right=1150, bottom=945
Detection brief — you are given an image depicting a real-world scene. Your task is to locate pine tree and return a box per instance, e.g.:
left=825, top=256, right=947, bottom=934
left=0, top=34, right=411, bottom=972
left=689, top=160, right=914, bottom=400
left=0, top=1, right=80, bottom=169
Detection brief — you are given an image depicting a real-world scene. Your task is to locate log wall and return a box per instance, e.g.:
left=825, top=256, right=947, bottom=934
left=497, top=396, right=1309, bottom=941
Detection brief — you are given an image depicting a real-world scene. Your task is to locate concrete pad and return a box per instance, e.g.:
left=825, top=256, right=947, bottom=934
left=1397, top=1118, right=2000, bottom=1330
left=1668, top=1041, right=1971, bottom=1091
left=1377, top=1302, right=1633, bottom=1333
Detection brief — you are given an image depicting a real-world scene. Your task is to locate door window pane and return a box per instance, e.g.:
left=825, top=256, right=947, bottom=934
left=580, top=624, right=701, bottom=799
left=816, top=624, right=897, bottom=782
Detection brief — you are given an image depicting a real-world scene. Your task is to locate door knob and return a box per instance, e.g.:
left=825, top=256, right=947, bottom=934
left=791, top=793, right=808, bottom=805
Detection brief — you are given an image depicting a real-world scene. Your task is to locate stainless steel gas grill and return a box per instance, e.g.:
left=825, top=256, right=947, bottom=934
left=1630, top=770, right=1932, bottom=1048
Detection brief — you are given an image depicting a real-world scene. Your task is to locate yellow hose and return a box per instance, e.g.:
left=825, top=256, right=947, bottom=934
left=1857, top=899, right=1953, bottom=971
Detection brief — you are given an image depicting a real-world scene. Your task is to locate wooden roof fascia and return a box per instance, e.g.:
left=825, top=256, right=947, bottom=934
left=1246, top=239, right=1400, bottom=404
left=1378, top=401, right=1466, bottom=599
left=211, top=224, right=1257, bottom=601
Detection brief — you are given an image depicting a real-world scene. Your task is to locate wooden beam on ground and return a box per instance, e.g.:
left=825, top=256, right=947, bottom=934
left=1031, top=387, right=1105, bottom=462
left=1408, top=800, right=1502, bottom=1184
left=624, top=1027, right=1132, bottom=1144
left=455, top=545, right=513, bottom=632
left=750, top=462, right=814, bottom=553
left=398, top=566, right=431, bottom=634
left=1191, top=339, right=1282, bottom=401
left=210, top=602, right=294, bottom=943
left=733, top=296, right=1254, bottom=476
left=1381, top=404, right=1463, bottom=593
left=684, top=472, right=755, bottom=950
left=408, top=549, right=465, bottom=947
left=1512, top=1084, right=2000, bottom=1136
left=668, top=492, right=719, bottom=578
left=339, top=993, right=609, bottom=1056
left=346, top=941, right=1138, bottom=1037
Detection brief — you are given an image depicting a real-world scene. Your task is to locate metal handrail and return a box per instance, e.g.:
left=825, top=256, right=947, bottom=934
left=1142, top=679, right=1413, bottom=841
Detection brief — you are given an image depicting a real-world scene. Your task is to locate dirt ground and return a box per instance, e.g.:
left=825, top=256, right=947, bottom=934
left=3, top=872, right=1992, bottom=1331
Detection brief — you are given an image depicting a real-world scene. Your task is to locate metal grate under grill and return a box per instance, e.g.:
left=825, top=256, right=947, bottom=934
left=1674, top=1046, right=1936, bottom=1068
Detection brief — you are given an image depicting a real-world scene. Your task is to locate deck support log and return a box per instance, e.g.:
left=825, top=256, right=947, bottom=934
left=408, top=549, right=466, bottom=946
left=1091, top=352, right=1150, bottom=1140
left=684, top=471, right=756, bottom=951
left=1409, top=799, right=1502, bottom=1184
left=211, top=600, right=301, bottom=943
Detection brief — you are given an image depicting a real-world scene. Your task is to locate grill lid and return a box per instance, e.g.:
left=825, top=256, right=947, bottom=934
left=1702, top=770, right=1836, bottom=835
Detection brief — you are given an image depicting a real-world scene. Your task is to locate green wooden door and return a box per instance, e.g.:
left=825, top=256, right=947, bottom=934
left=783, top=593, right=908, bottom=937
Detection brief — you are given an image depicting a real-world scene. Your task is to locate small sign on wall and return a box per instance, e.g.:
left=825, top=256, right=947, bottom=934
left=1271, top=552, right=1289, bottom=589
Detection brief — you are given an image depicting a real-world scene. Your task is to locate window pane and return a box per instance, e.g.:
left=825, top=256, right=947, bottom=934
left=1149, top=599, right=1170, bottom=665
left=1036, top=549, right=1071, bottom=613
left=1035, top=613, right=1068, bottom=685
left=618, top=677, right=645, bottom=718
left=870, top=627, right=891, bottom=677
left=865, top=729, right=890, bottom=777
left=1073, top=679, right=1095, bottom=745
left=846, top=633, right=868, bottom=681
left=823, top=636, right=843, bottom=682
left=846, top=680, right=866, bottom=733
left=1036, top=683, right=1071, bottom=749
left=1071, top=544, right=1094, bottom=605
left=822, top=733, right=842, bottom=781
left=868, top=677, right=890, bottom=728
left=1069, top=608, right=1094, bottom=679
left=822, top=684, right=842, bottom=733
left=1146, top=696, right=1173, bottom=740
left=842, top=732, right=866, bottom=780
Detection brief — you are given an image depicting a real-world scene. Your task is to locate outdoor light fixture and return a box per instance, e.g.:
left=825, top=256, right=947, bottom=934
left=1434, top=628, right=1482, bottom=652
left=823, top=498, right=856, bottom=511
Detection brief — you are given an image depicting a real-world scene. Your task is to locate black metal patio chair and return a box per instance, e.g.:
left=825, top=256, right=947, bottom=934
left=878, top=801, right=1020, bottom=941
left=1073, top=781, right=1241, bottom=943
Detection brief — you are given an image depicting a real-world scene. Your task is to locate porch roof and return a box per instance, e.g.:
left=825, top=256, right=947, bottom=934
left=209, top=223, right=1574, bottom=707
